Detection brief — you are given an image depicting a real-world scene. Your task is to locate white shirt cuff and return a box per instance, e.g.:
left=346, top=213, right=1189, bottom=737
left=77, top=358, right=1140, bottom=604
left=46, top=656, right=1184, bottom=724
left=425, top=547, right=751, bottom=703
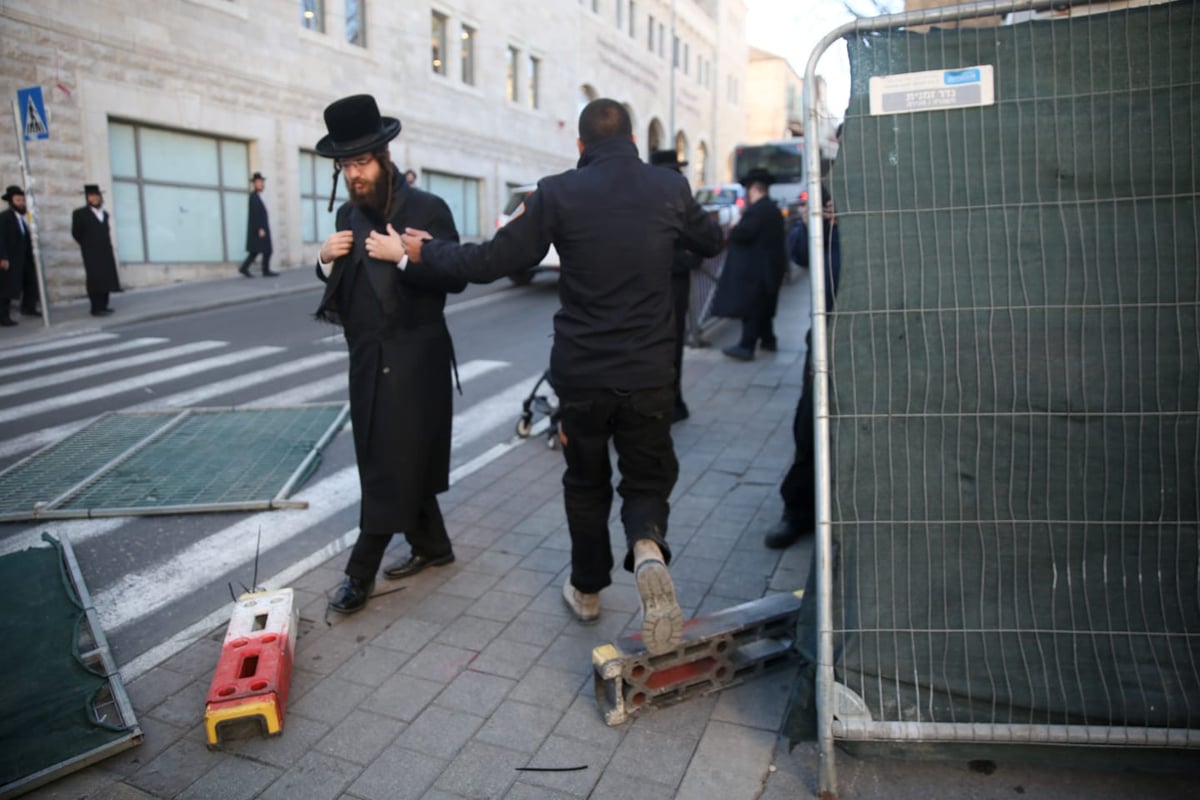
left=318, top=258, right=333, bottom=277
left=395, top=254, right=408, bottom=271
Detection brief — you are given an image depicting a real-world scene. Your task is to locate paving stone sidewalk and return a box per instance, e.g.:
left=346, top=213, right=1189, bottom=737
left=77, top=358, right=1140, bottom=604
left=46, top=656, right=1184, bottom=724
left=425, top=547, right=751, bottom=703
left=21, top=274, right=1195, bottom=800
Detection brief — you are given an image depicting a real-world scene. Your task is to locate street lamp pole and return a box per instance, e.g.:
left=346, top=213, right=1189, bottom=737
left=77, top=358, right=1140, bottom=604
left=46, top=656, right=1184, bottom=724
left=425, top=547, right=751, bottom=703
left=669, top=0, right=676, bottom=153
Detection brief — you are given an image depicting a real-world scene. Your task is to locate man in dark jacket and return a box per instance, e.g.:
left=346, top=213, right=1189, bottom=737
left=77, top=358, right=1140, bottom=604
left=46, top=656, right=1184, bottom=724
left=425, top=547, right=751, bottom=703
left=239, top=172, right=276, bottom=278
left=649, top=150, right=704, bottom=423
left=400, top=99, right=723, bottom=655
left=313, top=94, right=467, bottom=614
left=711, top=168, right=787, bottom=360
left=71, top=185, right=122, bottom=316
left=0, top=185, right=35, bottom=326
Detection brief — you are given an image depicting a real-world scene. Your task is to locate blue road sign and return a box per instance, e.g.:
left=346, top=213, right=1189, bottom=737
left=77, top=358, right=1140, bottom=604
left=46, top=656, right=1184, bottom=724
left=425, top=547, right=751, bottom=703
left=17, top=86, right=49, bottom=141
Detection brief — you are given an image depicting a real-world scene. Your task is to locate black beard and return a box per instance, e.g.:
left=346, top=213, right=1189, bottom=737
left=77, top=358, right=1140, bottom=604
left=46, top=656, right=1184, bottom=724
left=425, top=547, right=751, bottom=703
left=347, top=169, right=391, bottom=217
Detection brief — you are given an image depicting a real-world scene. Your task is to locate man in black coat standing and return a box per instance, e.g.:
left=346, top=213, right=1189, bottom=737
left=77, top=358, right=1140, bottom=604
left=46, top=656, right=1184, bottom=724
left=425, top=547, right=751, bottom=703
left=711, top=168, right=787, bottom=360
left=313, top=94, right=467, bottom=614
left=0, top=185, right=36, bottom=326
left=71, top=185, right=122, bottom=316
left=240, top=172, right=276, bottom=277
left=400, top=99, right=723, bottom=655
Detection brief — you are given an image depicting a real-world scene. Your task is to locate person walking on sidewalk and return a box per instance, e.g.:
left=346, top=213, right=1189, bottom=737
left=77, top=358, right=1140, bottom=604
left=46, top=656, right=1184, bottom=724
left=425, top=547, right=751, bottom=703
left=0, top=185, right=36, bottom=327
left=711, top=168, right=788, bottom=361
left=400, top=99, right=723, bottom=655
left=239, top=172, right=276, bottom=277
left=313, top=94, right=467, bottom=614
left=71, top=184, right=122, bottom=317
left=649, top=150, right=704, bottom=423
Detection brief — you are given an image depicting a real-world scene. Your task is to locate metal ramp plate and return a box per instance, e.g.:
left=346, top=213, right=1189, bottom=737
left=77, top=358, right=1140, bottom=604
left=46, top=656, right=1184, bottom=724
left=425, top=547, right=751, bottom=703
left=0, top=404, right=348, bottom=521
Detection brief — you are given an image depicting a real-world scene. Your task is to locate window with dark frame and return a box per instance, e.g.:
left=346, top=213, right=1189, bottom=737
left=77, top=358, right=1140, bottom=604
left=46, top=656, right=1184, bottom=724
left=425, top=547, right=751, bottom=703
left=527, top=54, right=540, bottom=109
left=431, top=11, right=447, bottom=75
left=345, top=0, right=365, bottom=46
left=301, top=0, right=324, bottom=31
left=461, top=24, right=476, bottom=85
left=506, top=45, right=519, bottom=101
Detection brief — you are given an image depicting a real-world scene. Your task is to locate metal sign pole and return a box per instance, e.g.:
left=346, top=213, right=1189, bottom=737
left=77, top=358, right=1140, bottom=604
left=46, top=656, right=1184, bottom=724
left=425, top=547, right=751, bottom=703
left=11, top=97, right=50, bottom=328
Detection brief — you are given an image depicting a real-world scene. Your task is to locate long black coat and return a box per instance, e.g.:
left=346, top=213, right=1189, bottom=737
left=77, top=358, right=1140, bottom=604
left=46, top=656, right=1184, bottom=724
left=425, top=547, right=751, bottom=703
left=71, top=206, right=122, bottom=295
left=0, top=207, right=32, bottom=301
left=245, top=191, right=272, bottom=254
left=710, top=196, right=787, bottom=320
left=315, top=169, right=466, bottom=534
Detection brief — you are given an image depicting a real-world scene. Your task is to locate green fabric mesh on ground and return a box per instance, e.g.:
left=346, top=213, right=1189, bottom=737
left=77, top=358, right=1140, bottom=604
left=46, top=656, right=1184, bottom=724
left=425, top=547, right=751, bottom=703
left=0, top=538, right=133, bottom=787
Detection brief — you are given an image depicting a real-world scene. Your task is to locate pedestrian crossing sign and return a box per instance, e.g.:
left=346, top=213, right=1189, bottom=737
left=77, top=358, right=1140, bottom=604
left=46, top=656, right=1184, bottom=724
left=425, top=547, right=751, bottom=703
left=17, top=86, right=49, bottom=141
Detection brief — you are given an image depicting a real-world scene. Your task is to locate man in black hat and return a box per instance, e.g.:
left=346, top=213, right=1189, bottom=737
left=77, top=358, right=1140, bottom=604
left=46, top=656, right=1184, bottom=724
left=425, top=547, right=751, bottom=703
left=649, top=149, right=703, bottom=423
left=239, top=172, right=276, bottom=278
left=71, top=185, right=122, bottom=316
left=313, top=94, right=467, bottom=614
left=399, top=99, right=723, bottom=656
left=0, top=185, right=36, bottom=326
left=710, top=167, right=787, bottom=360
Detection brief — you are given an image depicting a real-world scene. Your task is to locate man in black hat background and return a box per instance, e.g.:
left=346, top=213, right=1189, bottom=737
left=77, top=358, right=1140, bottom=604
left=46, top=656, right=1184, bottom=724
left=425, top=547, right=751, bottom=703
left=710, top=167, right=787, bottom=361
left=0, top=185, right=37, bottom=326
left=649, top=149, right=704, bottom=423
left=239, top=172, right=276, bottom=278
left=71, top=185, right=122, bottom=316
left=399, top=98, right=723, bottom=656
left=313, top=93, right=467, bottom=614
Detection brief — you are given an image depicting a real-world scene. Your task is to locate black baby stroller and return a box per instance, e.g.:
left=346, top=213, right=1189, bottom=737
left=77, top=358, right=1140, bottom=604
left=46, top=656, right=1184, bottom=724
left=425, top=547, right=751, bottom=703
left=515, top=369, right=560, bottom=449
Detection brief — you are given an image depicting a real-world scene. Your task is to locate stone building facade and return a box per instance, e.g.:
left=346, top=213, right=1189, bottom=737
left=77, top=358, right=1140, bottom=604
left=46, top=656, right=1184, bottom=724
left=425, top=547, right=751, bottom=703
left=1, top=0, right=748, bottom=300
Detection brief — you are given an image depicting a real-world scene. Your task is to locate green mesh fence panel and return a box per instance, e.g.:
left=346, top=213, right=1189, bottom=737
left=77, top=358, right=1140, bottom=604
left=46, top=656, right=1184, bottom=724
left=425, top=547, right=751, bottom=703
left=0, top=405, right=347, bottom=521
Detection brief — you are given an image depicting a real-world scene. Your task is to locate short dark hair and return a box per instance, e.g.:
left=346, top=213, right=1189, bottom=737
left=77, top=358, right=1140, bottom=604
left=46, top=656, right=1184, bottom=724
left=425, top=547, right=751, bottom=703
left=578, top=98, right=632, bottom=146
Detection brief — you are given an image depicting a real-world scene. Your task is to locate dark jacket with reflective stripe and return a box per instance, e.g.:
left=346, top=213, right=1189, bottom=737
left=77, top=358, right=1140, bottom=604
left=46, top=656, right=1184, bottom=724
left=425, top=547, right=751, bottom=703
left=410, top=136, right=723, bottom=391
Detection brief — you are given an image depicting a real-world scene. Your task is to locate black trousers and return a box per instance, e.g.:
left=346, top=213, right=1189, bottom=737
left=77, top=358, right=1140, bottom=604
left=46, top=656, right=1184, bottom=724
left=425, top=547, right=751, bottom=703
left=241, top=251, right=272, bottom=274
left=671, top=270, right=690, bottom=410
left=557, top=384, right=677, bottom=594
left=779, top=331, right=816, bottom=529
left=344, top=494, right=451, bottom=579
left=737, top=307, right=777, bottom=351
left=89, top=291, right=109, bottom=314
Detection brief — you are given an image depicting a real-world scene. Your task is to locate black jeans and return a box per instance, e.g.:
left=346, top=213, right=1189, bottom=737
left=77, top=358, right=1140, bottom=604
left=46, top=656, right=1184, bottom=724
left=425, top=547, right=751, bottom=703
left=345, top=494, right=450, bottom=579
left=557, top=384, right=678, bottom=593
left=779, top=332, right=816, bottom=528
left=241, top=251, right=272, bottom=274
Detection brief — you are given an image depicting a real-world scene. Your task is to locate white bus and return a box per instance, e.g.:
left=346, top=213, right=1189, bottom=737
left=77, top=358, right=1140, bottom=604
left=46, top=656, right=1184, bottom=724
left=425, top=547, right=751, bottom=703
left=732, top=138, right=811, bottom=221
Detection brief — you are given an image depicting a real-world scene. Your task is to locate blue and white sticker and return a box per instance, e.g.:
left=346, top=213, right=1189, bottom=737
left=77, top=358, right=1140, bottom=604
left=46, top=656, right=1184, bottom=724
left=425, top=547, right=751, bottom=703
left=869, top=65, right=994, bottom=115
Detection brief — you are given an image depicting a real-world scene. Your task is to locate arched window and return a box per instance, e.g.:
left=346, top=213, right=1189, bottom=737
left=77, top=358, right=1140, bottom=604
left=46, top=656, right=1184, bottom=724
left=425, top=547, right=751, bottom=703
left=694, top=141, right=709, bottom=185
left=578, top=84, right=598, bottom=120
left=647, top=118, right=665, bottom=155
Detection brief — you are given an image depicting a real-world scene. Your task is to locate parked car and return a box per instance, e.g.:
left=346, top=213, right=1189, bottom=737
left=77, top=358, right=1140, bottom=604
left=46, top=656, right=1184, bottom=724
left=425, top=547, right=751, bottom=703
left=495, top=184, right=560, bottom=285
left=694, top=183, right=746, bottom=227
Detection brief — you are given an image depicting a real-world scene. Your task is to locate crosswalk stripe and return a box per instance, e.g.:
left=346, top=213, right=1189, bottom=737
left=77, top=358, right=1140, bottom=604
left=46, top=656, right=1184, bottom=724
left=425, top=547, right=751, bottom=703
left=0, top=351, right=347, bottom=460
left=0, top=346, right=283, bottom=425
left=451, top=371, right=544, bottom=449
left=244, top=359, right=507, bottom=408
left=0, top=332, right=119, bottom=362
left=3, top=337, right=168, bottom=377
left=0, top=341, right=228, bottom=399
left=0, top=517, right=126, bottom=559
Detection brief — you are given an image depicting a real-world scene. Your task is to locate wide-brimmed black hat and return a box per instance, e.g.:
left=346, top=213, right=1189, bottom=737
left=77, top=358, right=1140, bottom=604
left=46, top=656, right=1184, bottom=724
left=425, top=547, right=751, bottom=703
left=738, top=167, right=773, bottom=188
left=650, top=149, right=687, bottom=170
left=84, top=184, right=102, bottom=195
left=315, top=94, right=401, bottom=159
left=2, top=185, right=23, bottom=202
left=251, top=172, right=265, bottom=181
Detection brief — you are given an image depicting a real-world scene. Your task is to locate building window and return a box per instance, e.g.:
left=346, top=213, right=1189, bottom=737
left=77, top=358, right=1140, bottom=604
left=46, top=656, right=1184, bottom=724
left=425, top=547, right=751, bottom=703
left=658, top=23, right=664, bottom=57
left=299, top=150, right=346, bottom=243
left=647, top=14, right=654, bottom=50
left=461, top=24, right=476, bottom=85
left=527, top=55, right=540, bottom=109
left=301, top=0, right=324, bottom=31
left=108, top=120, right=250, bottom=263
left=672, top=35, right=679, bottom=68
left=431, top=11, right=447, bottom=75
left=629, top=2, right=636, bottom=37
left=345, top=0, right=365, bottom=46
left=683, top=42, right=689, bottom=75
left=506, top=46, right=519, bottom=101
left=591, top=0, right=598, bottom=11
left=616, top=0, right=623, bottom=29
left=424, top=171, right=479, bottom=236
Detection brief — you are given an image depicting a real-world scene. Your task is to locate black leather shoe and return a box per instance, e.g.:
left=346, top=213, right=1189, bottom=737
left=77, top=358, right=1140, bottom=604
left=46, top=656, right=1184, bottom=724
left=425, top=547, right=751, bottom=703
left=760, top=337, right=778, bottom=352
left=383, top=551, right=455, bottom=580
left=261, top=270, right=279, bottom=278
left=764, top=516, right=810, bottom=549
left=329, top=576, right=373, bottom=613
left=722, top=345, right=754, bottom=361
left=238, top=264, right=253, bottom=277
left=0, top=317, right=16, bottom=327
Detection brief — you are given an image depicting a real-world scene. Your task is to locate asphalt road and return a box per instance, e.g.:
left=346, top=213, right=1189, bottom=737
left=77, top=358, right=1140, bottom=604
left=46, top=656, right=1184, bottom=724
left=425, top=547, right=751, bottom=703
left=0, top=276, right=563, bottom=677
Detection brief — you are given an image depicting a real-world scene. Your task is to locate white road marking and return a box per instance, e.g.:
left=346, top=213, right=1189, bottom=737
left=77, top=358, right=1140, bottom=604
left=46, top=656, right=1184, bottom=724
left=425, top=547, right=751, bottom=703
left=0, top=346, right=283, bottom=425
left=0, top=332, right=119, bottom=362
left=4, top=337, right=168, bottom=377
left=247, top=375, right=345, bottom=407
left=0, top=517, right=127, bottom=558
left=451, top=371, right=544, bottom=449
left=0, top=351, right=347, bottom=460
left=0, top=341, right=228, bottom=399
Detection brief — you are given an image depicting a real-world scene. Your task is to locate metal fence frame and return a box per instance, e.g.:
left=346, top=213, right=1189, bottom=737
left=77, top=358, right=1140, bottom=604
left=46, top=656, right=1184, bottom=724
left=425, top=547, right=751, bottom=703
left=801, top=2, right=1199, bottom=796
